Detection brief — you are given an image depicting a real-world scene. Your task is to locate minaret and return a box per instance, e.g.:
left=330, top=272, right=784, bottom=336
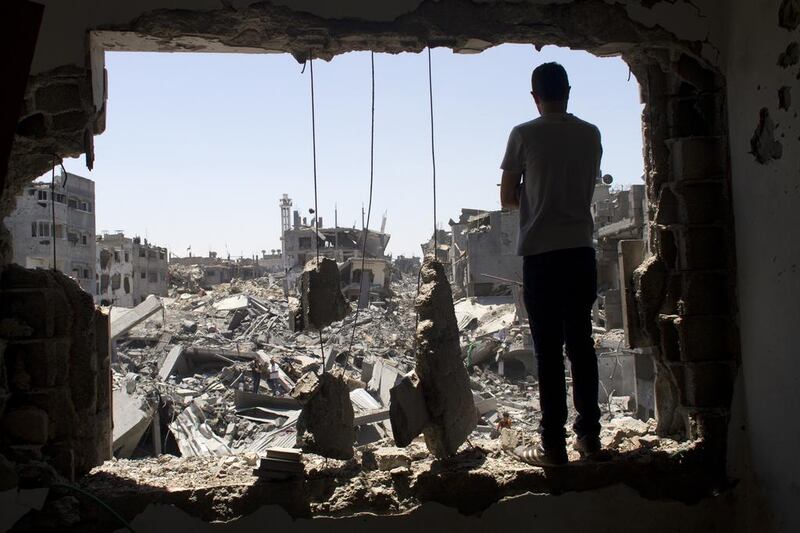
left=279, top=194, right=292, bottom=296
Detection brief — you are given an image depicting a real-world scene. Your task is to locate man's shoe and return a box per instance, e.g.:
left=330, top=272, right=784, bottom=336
left=573, top=436, right=602, bottom=459
left=513, top=444, right=568, bottom=467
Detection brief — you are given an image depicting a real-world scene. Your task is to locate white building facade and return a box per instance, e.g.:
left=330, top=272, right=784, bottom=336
left=4, top=171, right=96, bottom=295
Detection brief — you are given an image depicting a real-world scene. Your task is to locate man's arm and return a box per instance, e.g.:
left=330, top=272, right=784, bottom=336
left=500, top=170, right=522, bottom=210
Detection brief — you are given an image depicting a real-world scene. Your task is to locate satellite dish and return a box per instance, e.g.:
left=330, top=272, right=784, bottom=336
left=602, top=174, right=614, bottom=185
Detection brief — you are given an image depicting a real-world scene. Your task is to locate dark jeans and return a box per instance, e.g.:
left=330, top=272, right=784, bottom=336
left=523, top=247, right=601, bottom=449
left=252, top=371, right=261, bottom=393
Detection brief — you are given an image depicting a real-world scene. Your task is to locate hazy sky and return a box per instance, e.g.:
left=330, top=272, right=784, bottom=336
left=58, top=44, right=644, bottom=258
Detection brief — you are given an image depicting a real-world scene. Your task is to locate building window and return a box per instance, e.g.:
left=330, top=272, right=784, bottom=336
left=54, top=224, right=64, bottom=239
left=114, top=251, right=120, bottom=262
left=141, top=272, right=146, bottom=279
left=298, top=237, right=313, bottom=249
left=68, top=198, right=77, bottom=209
left=79, top=200, right=92, bottom=212
left=34, top=221, right=52, bottom=238
left=67, top=232, right=78, bottom=244
left=81, top=234, right=88, bottom=246
left=124, top=252, right=129, bottom=262
left=139, top=249, right=146, bottom=258
left=159, top=251, right=165, bottom=260
left=83, top=269, right=90, bottom=279
left=148, top=272, right=157, bottom=283
left=148, top=250, right=156, bottom=259
left=37, top=190, right=47, bottom=201
left=54, top=193, right=66, bottom=204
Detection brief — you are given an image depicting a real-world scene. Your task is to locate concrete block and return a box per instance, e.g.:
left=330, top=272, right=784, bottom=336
left=678, top=272, right=729, bottom=315
left=35, top=83, right=82, bottom=113
left=300, top=257, right=349, bottom=331
left=414, top=259, right=477, bottom=457
left=677, top=227, right=726, bottom=270
left=668, top=136, right=725, bottom=182
left=675, top=315, right=736, bottom=362
left=676, top=182, right=725, bottom=224
left=389, top=372, right=430, bottom=447
left=293, top=369, right=354, bottom=460
left=374, top=448, right=411, bottom=471
left=683, top=362, right=735, bottom=408
left=1, top=407, right=49, bottom=444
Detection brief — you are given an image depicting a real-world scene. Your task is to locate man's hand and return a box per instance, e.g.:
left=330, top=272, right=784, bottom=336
left=500, top=169, right=522, bottom=209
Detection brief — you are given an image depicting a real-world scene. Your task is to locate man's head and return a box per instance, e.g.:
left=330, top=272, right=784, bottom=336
left=502, top=411, right=510, bottom=419
left=530, top=62, right=570, bottom=113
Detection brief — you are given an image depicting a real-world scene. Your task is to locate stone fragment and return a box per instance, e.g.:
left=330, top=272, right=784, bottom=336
left=181, top=320, right=198, bottom=333
left=300, top=257, right=349, bottom=330
left=2, top=407, right=49, bottom=444
left=373, top=447, right=412, bottom=471
left=389, top=372, right=430, bottom=447
left=293, top=369, right=354, bottom=460
left=414, top=259, right=477, bottom=457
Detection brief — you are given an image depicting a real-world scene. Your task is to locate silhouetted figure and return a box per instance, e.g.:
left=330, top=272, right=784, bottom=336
left=500, top=62, right=602, bottom=466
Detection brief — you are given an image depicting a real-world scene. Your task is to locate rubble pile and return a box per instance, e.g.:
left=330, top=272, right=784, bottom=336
left=108, top=260, right=669, bottom=478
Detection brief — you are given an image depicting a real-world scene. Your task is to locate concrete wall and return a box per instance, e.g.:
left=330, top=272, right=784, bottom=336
left=722, top=1, right=800, bottom=531
left=131, top=240, right=168, bottom=305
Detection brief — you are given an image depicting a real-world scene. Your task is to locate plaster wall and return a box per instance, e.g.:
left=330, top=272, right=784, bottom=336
left=722, top=1, right=800, bottom=532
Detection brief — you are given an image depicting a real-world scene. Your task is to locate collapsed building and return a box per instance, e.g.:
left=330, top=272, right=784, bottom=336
left=169, top=252, right=280, bottom=290
left=0, top=1, right=798, bottom=532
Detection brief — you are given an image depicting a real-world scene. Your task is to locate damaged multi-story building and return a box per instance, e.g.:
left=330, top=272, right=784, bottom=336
left=95, top=232, right=168, bottom=306
left=1, top=1, right=799, bottom=532
left=282, top=197, right=393, bottom=300
left=3, top=169, right=96, bottom=295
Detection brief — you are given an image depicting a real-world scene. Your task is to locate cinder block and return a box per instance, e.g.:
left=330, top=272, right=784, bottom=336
left=676, top=316, right=735, bottom=362
left=5, top=340, right=70, bottom=388
left=1, top=407, right=49, bottom=444
left=683, top=362, right=735, bottom=408
left=677, top=227, right=726, bottom=270
left=677, top=182, right=726, bottom=224
left=679, top=272, right=729, bottom=315
left=669, top=137, right=725, bottom=182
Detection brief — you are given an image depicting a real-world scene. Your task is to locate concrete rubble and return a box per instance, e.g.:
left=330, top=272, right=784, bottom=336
left=293, top=369, right=355, bottom=460
left=99, top=251, right=666, bottom=497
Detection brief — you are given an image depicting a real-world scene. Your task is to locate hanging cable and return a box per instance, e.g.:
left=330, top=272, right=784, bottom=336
left=427, top=47, right=438, bottom=253
left=309, top=54, right=321, bottom=264
left=307, top=52, right=326, bottom=368
left=348, top=52, right=376, bottom=358
left=50, top=156, right=57, bottom=270
left=413, top=46, right=439, bottom=355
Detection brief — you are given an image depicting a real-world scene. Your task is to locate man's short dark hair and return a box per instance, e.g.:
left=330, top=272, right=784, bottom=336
left=531, top=62, right=570, bottom=102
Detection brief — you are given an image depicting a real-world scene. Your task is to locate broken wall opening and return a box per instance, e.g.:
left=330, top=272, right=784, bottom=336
left=0, top=0, right=740, bottom=524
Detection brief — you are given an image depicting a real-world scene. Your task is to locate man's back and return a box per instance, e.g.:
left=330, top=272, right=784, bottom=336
left=501, top=113, right=601, bottom=256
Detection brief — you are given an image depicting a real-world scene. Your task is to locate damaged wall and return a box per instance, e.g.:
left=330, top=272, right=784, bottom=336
left=722, top=1, right=800, bottom=531
left=0, top=265, right=111, bottom=481
left=0, top=0, right=797, bottom=531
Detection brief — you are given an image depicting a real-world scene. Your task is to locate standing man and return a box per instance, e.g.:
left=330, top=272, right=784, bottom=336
left=267, top=358, right=282, bottom=396
left=500, top=62, right=602, bottom=466
left=250, top=358, right=262, bottom=393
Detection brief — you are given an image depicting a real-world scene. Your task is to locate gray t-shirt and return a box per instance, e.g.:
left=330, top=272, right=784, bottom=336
left=501, top=113, right=602, bottom=256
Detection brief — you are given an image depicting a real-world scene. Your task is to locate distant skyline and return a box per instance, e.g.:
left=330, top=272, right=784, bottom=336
left=57, top=44, right=644, bottom=258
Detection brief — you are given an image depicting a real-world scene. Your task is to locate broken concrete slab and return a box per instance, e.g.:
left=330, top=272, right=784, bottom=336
left=414, top=259, right=477, bottom=457
left=112, top=389, right=155, bottom=458
left=109, top=295, right=163, bottom=341
left=212, top=295, right=249, bottom=311
left=292, top=369, right=354, bottom=460
left=299, top=257, right=349, bottom=330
